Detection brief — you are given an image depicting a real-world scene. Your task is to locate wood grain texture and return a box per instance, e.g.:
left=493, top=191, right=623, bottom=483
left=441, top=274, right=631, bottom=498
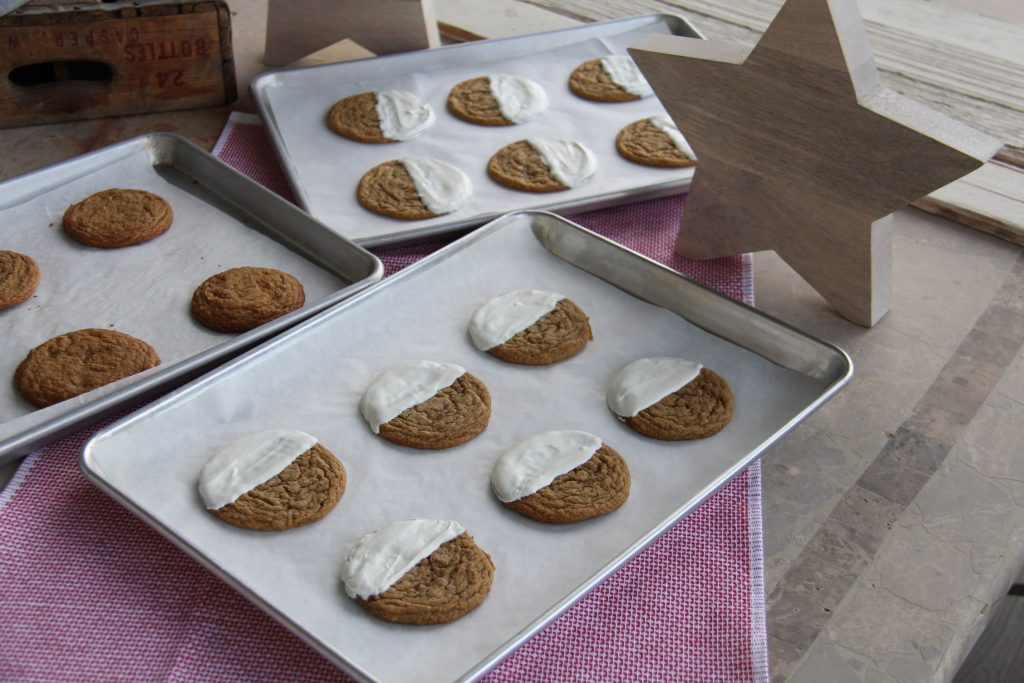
left=629, top=0, right=1001, bottom=326
left=263, top=0, right=439, bottom=66
left=0, top=1, right=235, bottom=128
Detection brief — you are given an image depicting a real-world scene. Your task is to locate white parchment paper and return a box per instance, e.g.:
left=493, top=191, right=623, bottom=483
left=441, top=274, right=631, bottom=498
left=0, top=152, right=346, bottom=442
left=87, top=216, right=829, bottom=683
left=257, top=17, right=693, bottom=244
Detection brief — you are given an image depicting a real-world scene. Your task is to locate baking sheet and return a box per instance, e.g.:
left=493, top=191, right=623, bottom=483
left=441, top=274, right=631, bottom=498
left=252, top=14, right=699, bottom=247
left=0, top=134, right=382, bottom=462
left=83, top=212, right=850, bottom=683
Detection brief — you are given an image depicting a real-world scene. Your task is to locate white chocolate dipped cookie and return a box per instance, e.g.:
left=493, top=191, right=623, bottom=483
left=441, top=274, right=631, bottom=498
left=469, top=289, right=592, bottom=365
left=447, top=74, right=548, bottom=126
left=327, top=90, right=435, bottom=143
left=357, top=157, right=472, bottom=220
left=359, top=360, right=491, bottom=449
left=198, top=429, right=346, bottom=531
left=569, top=54, right=654, bottom=102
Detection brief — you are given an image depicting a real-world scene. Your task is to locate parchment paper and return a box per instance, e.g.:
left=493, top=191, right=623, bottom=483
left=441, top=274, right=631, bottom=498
left=86, top=215, right=828, bottom=683
left=0, top=151, right=346, bottom=442
left=257, top=17, right=694, bottom=243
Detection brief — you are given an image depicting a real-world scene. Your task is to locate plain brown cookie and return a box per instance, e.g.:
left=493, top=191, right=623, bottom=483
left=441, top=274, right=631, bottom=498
left=191, top=266, right=305, bottom=333
left=211, top=443, right=346, bottom=531
left=623, top=368, right=734, bottom=440
left=62, top=188, right=173, bottom=248
left=504, top=444, right=630, bottom=524
left=0, top=250, right=41, bottom=309
left=326, top=92, right=391, bottom=143
left=487, top=298, right=592, bottom=365
left=616, top=118, right=697, bottom=168
left=357, top=160, right=435, bottom=220
left=379, top=372, right=491, bottom=449
left=487, top=140, right=568, bottom=193
left=568, top=58, right=642, bottom=102
left=447, top=76, right=513, bottom=126
left=357, top=533, right=495, bottom=624
left=15, top=328, right=160, bottom=408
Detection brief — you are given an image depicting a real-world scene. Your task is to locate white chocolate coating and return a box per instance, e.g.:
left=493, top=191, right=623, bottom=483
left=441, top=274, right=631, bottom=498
left=607, top=357, right=703, bottom=418
left=491, top=430, right=603, bottom=503
left=375, top=90, right=435, bottom=140
left=341, top=519, right=466, bottom=599
left=648, top=115, right=697, bottom=160
left=399, top=157, right=472, bottom=215
left=469, top=289, right=563, bottom=351
left=360, top=360, right=466, bottom=433
left=198, top=429, right=317, bottom=510
left=526, top=139, right=597, bottom=189
left=487, top=74, right=548, bottom=124
left=599, top=55, right=653, bottom=98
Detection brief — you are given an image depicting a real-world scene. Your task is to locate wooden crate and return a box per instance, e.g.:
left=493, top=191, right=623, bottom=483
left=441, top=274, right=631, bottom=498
left=0, top=0, right=237, bottom=128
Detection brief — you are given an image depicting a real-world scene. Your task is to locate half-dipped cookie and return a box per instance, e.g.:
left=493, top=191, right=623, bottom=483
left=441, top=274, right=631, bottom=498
left=327, top=90, right=435, bottom=143
left=357, top=157, right=472, bottom=219
left=616, top=116, right=697, bottom=168
left=447, top=75, right=548, bottom=126
left=492, top=430, right=630, bottom=523
left=487, top=139, right=597, bottom=192
left=360, top=360, right=491, bottom=449
left=608, top=357, right=733, bottom=440
left=341, top=519, right=494, bottom=624
left=568, top=54, right=654, bottom=102
left=469, top=289, right=592, bottom=365
left=198, top=429, right=345, bottom=531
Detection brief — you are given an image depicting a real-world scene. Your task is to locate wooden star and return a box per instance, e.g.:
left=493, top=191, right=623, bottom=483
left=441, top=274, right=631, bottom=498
left=629, top=0, right=1001, bottom=326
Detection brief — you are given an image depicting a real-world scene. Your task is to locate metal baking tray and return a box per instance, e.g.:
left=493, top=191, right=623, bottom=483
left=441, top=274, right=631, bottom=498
left=81, top=211, right=851, bottom=683
left=0, top=133, right=383, bottom=464
left=251, top=14, right=701, bottom=248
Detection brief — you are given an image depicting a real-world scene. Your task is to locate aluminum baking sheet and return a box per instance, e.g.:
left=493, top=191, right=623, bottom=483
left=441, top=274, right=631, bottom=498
left=0, top=133, right=382, bottom=464
left=82, top=212, right=851, bottom=683
left=251, top=14, right=700, bottom=248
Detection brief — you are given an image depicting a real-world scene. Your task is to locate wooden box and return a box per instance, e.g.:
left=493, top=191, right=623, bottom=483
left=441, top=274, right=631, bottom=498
left=0, top=0, right=237, bottom=128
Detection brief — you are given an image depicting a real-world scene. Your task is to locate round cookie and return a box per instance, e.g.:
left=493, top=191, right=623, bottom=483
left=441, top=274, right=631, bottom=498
left=327, top=90, right=435, bottom=143
left=568, top=55, right=653, bottom=102
left=470, top=289, right=592, bottom=365
left=62, top=188, right=173, bottom=248
left=191, top=266, right=305, bottom=333
left=15, top=328, right=160, bottom=408
left=608, top=358, right=734, bottom=440
left=360, top=360, right=491, bottom=449
left=0, top=250, right=41, bottom=309
left=487, top=139, right=597, bottom=193
left=342, top=519, right=494, bottom=625
left=616, top=116, right=697, bottom=168
left=199, top=429, right=345, bottom=531
left=491, top=430, right=630, bottom=524
left=447, top=75, right=547, bottom=126
left=358, top=157, right=472, bottom=220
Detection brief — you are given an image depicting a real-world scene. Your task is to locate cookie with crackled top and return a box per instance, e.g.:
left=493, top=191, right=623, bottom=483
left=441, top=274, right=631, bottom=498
left=62, top=188, right=173, bottom=248
left=191, top=266, right=305, bottom=333
left=469, top=289, right=592, bottom=365
left=0, top=250, right=41, bottom=309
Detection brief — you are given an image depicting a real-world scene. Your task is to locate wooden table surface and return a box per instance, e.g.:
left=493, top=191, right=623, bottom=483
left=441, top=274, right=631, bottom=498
left=3, top=2, right=1024, bottom=682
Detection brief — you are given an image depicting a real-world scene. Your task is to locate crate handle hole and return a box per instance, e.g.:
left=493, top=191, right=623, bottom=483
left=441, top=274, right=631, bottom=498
left=9, top=61, right=113, bottom=88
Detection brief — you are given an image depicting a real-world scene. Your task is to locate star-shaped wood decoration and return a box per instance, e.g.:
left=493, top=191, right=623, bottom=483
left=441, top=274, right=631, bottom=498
left=629, top=0, right=1001, bottom=326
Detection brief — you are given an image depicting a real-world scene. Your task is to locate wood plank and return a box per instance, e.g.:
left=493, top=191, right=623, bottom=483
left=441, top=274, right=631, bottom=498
left=914, top=162, right=1024, bottom=246
left=953, top=595, right=1024, bottom=683
left=435, top=0, right=577, bottom=41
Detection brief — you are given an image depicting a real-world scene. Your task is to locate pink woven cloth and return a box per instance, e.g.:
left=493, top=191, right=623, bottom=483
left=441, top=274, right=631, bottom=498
left=0, top=113, right=767, bottom=683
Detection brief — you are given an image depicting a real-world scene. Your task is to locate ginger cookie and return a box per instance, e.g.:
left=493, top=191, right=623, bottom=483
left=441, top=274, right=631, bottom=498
left=62, top=188, right=173, bottom=248
left=447, top=75, right=548, bottom=126
left=0, top=250, right=41, bottom=309
left=608, top=358, right=733, bottom=440
left=616, top=116, right=698, bottom=168
left=568, top=55, right=653, bottom=102
left=492, top=430, right=630, bottom=524
left=487, top=139, right=596, bottom=193
left=360, top=360, right=491, bottom=449
left=15, top=328, right=160, bottom=408
left=199, top=430, right=345, bottom=531
left=191, top=266, right=305, bottom=333
left=327, top=90, right=435, bottom=143
left=357, top=157, right=472, bottom=220
left=342, top=519, right=494, bottom=624
left=469, top=289, right=592, bottom=365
